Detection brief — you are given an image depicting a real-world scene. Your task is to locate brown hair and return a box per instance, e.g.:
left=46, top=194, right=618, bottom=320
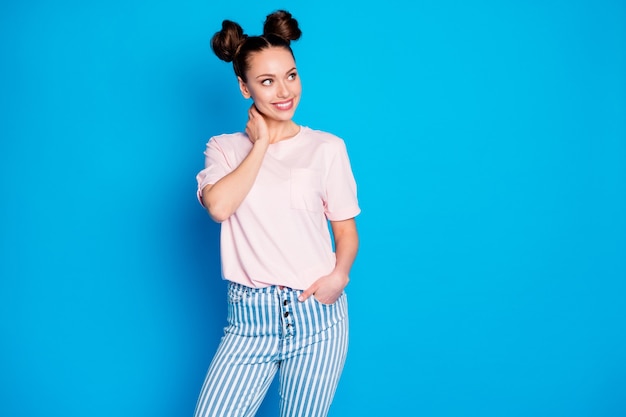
left=210, top=10, right=302, bottom=82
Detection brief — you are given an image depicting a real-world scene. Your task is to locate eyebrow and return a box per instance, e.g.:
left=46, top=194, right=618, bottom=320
left=255, top=67, right=297, bottom=79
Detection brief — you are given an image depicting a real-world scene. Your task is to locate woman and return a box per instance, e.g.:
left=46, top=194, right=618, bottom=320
left=194, top=10, right=360, bottom=417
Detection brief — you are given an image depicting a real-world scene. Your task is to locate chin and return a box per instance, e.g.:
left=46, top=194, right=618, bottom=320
left=270, top=110, right=297, bottom=122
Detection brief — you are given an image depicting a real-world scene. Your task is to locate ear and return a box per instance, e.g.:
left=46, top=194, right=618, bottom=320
left=238, top=77, right=251, bottom=99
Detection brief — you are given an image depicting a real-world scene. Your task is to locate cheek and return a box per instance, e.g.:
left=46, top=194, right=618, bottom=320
left=251, top=90, right=273, bottom=105
left=248, top=89, right=265, bottom=101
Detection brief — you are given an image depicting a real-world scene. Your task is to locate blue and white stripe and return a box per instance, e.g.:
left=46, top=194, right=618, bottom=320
left=194, top=282, right=349, bottom=417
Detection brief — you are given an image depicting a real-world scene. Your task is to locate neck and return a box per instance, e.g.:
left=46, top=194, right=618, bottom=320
left=266, top=120, right=300, bottom=144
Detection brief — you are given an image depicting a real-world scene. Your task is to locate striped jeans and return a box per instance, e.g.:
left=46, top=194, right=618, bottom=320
left=193, top=282, right=349, bottom=417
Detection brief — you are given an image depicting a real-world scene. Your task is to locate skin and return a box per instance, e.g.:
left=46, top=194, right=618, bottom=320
left=202, top=46, right=359, bottom=304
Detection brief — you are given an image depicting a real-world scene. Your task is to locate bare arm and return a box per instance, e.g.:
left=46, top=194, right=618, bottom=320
left=203, top=105, right=269, bottom=222
left=298, top=218, right=359, bottom=303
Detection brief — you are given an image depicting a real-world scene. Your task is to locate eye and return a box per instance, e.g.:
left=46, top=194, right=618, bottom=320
left=288, top=72, right=298, bottom=81
left=261, top=78, right=273, bottom=86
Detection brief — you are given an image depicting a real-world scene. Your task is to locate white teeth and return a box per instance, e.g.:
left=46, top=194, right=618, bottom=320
left=275, top=101, right=292, bottom=109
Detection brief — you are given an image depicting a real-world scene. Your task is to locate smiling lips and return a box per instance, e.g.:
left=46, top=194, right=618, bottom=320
left=273, top=99, right=294, bottom=111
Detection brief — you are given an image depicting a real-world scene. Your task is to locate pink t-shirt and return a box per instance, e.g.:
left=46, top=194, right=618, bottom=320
left=196, top=126, right=360, bottom=290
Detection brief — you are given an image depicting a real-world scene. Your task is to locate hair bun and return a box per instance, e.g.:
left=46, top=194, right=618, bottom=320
left=211, top=20, right=247, bottom=63
left=263, top=10, right=301, bottom=44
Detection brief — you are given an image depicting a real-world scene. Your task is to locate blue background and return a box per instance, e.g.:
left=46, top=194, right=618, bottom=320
left=1, top=1, right=625, bottom=416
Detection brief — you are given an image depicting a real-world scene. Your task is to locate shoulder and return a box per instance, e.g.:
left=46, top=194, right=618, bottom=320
left=208, top=132, right=248, bottom=146
left=206, top=132, right=250, bottom=151
left=300, top=126, right=347, bottom=150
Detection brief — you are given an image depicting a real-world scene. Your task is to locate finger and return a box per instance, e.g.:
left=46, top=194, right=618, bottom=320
left=298, top=285, right=316, bottom=302
left=249, top=103, right=259, bottom=117
left=245, top=125, right=255, bottom=142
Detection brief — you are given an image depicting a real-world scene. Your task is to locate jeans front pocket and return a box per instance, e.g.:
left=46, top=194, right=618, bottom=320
left=227, top=282, right=247, bottom=304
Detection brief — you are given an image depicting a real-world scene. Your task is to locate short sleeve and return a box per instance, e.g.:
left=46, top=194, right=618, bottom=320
left=196, top=138, right=232, bottom=207
left=324, top=141, right=360, bottom=221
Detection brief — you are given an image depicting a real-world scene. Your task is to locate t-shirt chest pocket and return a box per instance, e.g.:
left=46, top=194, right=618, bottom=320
left=290, top=168, right=324, bottom=212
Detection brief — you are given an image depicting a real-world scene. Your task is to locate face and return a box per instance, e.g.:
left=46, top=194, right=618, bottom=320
left=238, top=47, right=302, bottom=122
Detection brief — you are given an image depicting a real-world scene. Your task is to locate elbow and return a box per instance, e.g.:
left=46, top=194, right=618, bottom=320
left=206, top=203, right=232, bottom=223
left=202, top=186, right=231, bottom=222
left=209, top=213, right=229, bottom=223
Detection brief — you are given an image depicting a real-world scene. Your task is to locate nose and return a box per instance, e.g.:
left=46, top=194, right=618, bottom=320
left=276, top=81, right=289, bottom=98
